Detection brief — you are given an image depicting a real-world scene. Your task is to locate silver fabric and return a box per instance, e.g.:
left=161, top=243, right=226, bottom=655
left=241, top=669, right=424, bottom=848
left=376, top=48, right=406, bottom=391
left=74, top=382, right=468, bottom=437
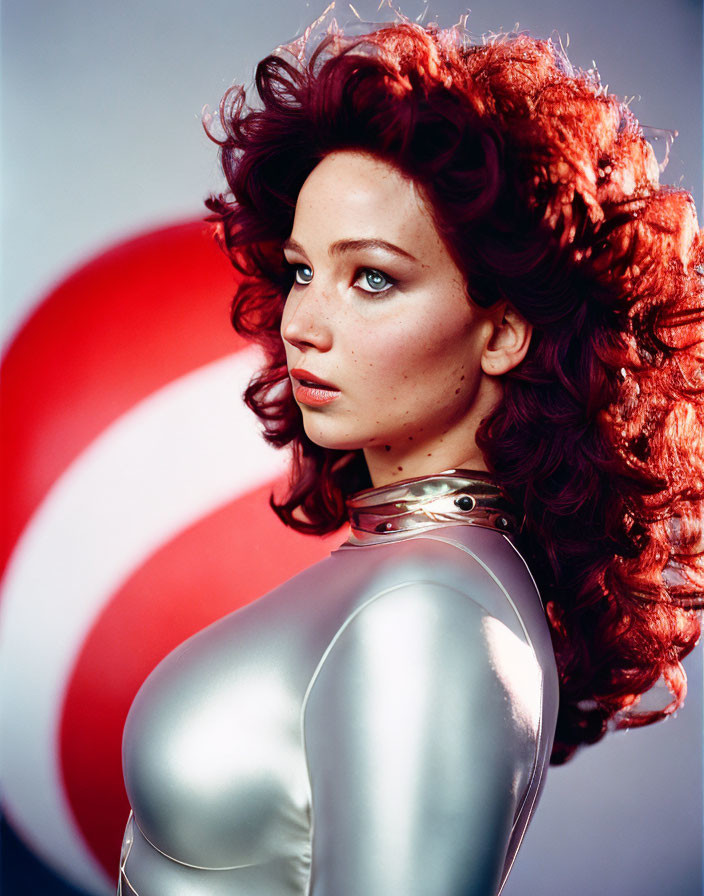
left=119, top=470, right=559, bottom=896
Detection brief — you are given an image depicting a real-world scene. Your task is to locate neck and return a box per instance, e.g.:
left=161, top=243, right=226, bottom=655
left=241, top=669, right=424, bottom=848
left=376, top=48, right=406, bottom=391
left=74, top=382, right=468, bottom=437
left=361, top=377, right=500, bottom=488
left=363, top=447, right=489, bottom=489
left=362, top=421, right=492, bottom=489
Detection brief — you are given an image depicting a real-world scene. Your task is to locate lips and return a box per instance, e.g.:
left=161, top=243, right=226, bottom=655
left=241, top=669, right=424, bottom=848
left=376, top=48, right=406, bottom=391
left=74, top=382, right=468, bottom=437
left=290, top=368, right=339, bottom=391
left=290, top=367, right=341, bottom=407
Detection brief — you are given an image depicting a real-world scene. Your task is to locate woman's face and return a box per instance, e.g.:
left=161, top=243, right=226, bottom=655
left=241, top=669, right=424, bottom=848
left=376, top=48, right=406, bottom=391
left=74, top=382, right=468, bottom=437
left=280, top=149, right=502, bottom=485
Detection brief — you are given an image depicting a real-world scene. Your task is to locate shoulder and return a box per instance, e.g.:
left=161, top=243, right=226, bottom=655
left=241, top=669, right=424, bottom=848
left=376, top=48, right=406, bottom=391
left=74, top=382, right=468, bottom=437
left=302, top=579, right=544, bottom=834
left=315, top=577, right=534, bottom=676
left=304, top=579, right=543, bottom=760
left=332, top=525, right=545, bottom=646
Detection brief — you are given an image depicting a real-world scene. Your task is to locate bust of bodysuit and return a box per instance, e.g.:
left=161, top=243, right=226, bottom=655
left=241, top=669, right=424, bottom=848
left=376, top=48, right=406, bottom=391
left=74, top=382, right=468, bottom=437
left=118, top=469, right=559, bottom=896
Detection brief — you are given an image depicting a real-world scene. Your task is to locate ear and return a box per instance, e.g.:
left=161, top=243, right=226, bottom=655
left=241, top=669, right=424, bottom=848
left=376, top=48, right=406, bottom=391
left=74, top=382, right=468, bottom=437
left=480, top=303, right=533, bottom=376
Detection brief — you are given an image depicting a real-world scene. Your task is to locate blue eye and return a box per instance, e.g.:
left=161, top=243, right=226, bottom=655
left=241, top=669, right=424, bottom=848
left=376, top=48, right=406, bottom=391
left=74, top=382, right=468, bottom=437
left=355, top=268, right=395, bottom=294
left=292, top=264, right=313, bottom=284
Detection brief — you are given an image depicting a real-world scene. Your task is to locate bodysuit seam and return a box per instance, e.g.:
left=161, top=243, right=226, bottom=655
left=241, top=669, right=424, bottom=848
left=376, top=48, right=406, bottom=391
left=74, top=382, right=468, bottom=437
left=130, top=812, right=262, bottom=872
left=119, top=869, right=139, bottom=896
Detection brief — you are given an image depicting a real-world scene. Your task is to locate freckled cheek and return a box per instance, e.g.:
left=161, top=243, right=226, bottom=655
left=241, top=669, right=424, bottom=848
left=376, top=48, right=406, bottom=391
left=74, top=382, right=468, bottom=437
left=358, top=332, right=419, bottom=389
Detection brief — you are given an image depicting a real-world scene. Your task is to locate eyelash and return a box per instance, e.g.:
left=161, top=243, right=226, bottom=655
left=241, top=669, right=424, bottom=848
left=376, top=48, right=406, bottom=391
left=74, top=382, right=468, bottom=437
left=284, top=262, right=397, bottom=295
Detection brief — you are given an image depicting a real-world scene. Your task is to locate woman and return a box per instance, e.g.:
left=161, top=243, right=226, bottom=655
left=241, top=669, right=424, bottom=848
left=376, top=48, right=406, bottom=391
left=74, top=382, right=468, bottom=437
left=117, top=14, right=704, bottom=896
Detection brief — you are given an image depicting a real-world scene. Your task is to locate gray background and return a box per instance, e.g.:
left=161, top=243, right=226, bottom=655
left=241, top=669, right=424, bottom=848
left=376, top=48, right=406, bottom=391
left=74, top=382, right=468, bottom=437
left=2, top=1, right=702, bottom=894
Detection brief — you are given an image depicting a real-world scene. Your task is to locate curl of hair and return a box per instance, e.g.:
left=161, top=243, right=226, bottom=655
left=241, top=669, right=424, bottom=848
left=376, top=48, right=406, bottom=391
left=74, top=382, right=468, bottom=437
left=205, top=19, right=704, bottom=763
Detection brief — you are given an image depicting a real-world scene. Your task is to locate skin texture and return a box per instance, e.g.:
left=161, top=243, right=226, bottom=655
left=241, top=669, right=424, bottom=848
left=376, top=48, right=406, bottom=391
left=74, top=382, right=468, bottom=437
left=280, top=150, right=532, bottom=487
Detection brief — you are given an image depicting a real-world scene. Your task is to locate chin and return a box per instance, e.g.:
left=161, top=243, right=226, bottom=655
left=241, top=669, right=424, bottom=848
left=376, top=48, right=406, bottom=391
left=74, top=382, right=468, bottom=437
left=305, top=433, right=364, bottom=452
left=301, top=420, right=366, bottom=453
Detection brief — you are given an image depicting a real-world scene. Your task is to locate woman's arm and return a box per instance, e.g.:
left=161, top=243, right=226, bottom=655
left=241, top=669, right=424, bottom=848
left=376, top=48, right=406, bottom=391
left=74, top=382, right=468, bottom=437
left=302, top=581, right=542, bottom=896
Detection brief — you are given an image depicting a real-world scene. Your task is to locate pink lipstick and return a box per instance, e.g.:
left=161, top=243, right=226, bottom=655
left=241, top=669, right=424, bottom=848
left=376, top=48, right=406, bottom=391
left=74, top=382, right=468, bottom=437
left=290, top=368, right=341, bottom=407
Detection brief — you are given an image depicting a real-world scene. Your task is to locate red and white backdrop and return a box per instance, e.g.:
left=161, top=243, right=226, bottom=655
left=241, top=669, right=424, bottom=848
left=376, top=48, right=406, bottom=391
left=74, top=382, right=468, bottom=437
left=1, top=2, right=701, bottom=895
left=0, top=220, right=346, bottom=892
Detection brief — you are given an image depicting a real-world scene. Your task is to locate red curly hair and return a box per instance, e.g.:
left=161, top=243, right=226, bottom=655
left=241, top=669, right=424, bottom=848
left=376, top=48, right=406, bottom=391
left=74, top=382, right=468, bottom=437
left=205, top=18, right=704, bottom=763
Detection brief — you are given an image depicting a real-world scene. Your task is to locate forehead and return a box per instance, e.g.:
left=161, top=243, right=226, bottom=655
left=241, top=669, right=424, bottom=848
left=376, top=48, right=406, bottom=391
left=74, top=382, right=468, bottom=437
left=292, top=150, right=441, bottom=249
left=302, top=149, right=413, bottom=188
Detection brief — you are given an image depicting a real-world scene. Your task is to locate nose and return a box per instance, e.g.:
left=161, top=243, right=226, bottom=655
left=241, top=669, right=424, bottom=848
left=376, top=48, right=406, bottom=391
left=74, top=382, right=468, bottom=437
left=281, top=287, right=333, bottom=352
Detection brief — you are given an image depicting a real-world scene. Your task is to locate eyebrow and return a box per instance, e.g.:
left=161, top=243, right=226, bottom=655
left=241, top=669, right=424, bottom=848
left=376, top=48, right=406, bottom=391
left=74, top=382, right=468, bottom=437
left=282, top=236, right=418, bottom=262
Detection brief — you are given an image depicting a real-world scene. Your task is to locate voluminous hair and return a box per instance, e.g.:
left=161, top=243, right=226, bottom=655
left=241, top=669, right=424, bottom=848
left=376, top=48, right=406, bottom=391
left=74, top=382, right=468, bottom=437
left=206, top=18, right=704, bottom=763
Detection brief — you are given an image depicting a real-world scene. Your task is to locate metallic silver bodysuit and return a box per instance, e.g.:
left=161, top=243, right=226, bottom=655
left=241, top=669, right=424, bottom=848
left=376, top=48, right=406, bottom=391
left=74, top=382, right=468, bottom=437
left=118, top=471, right=559, bottom=896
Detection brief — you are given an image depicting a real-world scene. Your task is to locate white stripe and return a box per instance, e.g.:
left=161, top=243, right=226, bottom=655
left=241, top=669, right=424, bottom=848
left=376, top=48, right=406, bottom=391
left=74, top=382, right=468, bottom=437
left=0, top=348, right=289, bottom=894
